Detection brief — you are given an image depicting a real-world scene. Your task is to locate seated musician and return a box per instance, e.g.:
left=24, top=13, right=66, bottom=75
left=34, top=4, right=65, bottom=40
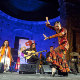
left=46, top=46, right=57, bottom=76
left=0, top=40, right=13, bottom=72
left=22, top=43, right=40, bottom=72
left=22, top=43, right=39, bottom=63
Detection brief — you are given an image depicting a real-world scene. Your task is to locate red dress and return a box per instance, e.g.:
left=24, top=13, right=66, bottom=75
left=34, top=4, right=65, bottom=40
left=46, top=24, right=70, bottom=72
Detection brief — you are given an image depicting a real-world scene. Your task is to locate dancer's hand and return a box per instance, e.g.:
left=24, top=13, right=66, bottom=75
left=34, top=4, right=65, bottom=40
left=45, top=17, right=50, bottom=24
left=43, top=34, right=49, bottom=40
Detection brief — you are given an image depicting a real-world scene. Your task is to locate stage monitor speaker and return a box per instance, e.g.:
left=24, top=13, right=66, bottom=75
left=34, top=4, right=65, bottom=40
left=19, top=64, right=36, bottom=74
left=0, top=63, right=4, bottom=73
left=41, top=65, right=52, bottom=74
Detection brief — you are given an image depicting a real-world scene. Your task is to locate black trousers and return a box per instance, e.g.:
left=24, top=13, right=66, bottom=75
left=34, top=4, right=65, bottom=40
left=27, top=55, right=40, bottom=73
left=27, top=55, right=39, bottom=64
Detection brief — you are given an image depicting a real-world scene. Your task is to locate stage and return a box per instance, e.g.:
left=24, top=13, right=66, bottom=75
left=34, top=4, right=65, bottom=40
left=0, top=72, right=80, bottom=80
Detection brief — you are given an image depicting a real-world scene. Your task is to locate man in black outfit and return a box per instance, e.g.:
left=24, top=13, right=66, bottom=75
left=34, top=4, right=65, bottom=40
left=46, top=46, right=54, bottom=59
left=46, top=46, right=56, bottom=76
left=22, top=43, right=40, bottom=73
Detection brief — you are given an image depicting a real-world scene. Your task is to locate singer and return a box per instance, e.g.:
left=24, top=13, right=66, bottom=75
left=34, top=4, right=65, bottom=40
left=0, top=40, right=13, bottom=72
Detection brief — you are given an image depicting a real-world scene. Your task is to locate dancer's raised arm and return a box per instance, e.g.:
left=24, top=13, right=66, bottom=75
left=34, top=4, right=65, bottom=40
left=45, top=17, right=56, bottom=30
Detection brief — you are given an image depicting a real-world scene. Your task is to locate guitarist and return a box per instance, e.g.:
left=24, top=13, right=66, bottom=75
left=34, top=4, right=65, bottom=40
left=22, top=43, right=39, bottom=63
left=22, top=43, right=40, bottom=72
left=22, top=43, right=40, bottom=73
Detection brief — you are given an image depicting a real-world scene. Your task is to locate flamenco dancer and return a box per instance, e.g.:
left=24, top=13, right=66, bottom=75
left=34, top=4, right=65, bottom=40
left=43, top=17, right=70, bottom=76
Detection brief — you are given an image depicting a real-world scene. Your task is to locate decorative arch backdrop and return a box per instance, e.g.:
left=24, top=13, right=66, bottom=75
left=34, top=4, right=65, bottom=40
left=0, top=10, right=60, bottom=59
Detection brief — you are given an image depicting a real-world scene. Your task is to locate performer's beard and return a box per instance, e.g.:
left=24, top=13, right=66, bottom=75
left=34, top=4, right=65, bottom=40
left=5, top=44, right=8, bottom=48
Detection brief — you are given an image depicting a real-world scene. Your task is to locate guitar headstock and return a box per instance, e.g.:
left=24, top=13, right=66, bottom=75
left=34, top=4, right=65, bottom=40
left=43, top=50, right=47, bottom=52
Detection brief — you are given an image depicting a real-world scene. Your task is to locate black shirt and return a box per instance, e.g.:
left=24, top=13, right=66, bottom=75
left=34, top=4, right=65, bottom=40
left=46, top=51, right=50, bottom=59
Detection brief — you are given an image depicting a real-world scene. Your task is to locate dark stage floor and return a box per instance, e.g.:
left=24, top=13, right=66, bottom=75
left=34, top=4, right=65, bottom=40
left=0, top=72, right=80, bottom=80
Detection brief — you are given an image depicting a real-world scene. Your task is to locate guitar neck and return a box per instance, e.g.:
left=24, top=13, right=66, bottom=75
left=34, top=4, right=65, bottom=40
left=37, top=50, right=46, bottom=54
left=38, top=51, right=44, bottom=53
left=26, top=50, right=46, bottom=55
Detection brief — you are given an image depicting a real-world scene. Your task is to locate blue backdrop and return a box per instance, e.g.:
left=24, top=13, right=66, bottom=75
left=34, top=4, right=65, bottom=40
left=0, top=10, right=60, bottom=61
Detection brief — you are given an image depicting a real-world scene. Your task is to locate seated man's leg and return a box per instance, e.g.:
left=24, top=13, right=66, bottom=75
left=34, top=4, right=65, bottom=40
left=28, top=55, right=40, bottom=73
left=28, top=55, right=39, bottom=63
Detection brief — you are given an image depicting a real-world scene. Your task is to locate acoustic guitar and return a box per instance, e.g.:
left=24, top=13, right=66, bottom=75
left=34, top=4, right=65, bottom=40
left=24, top=50, right=47, bottom=59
